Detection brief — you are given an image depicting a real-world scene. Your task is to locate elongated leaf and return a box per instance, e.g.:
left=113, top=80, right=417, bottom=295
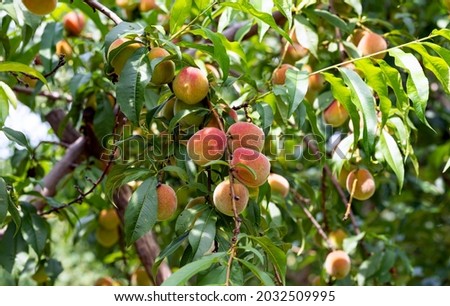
left=0, top=81, right=17, bottom=109
left=170, top=0, right=193, bottom=34
left=0, top=178, right=8, bottom=224
left=389, top=48, right=430, bottom=128
left=344, top=0, right=362, bottom=15
left=250, top=0, right=273, bottom=41
left=357, top=252, right=384, bottom=285
left=432, top=28, right=450, bottom=41
left=161, top=252, right=226, bottom=286
left=254, top=102, right=274, bottom=133
left=378, top=60, right=409, bottom=111
left=104, top=22, right=144, bottom=53
left=380, top=129, right=405, bottom=189
left=355, top=59, right=390, bottom=126
left=0, top=223, right=24, bottom=273
left=294, top=15, right=318, bottom=58
left=0, top=62, right=46, bottom=84
left=104, top=165, right=151, bottom=201
left=116, top=48, right=148, bottom=125
left=236, top=258, right=275, bottom=285
left=343, top=232, right=365, bottom=255
left=407, top=43, right=450, bottom=93
left=175, top=204, right=208, bottom=235
left=274, top=0, right=293, bottom=28
left=0, top=85, right=9, bottom=128
left=189, top=208, right=217, bottom=260
left=249, top=236, right=286, bottom=285
left=194, top=0, right=209, bottom=10
left=152, top=231, right=189, bottom=279
left=1, top=127, right=31, bottom=152
left=339, top=67, right=378, bottom=153
left=285, top=69, right=309, bottom=117
left=312, top=9, right=350, bottom=34
left=443, top=158, right=450, bottom=173
left=124, top=177, right=158, bottom=246
left=332, top=133, right=354, bottom=173
left=21, top=203, right=49, bottom=256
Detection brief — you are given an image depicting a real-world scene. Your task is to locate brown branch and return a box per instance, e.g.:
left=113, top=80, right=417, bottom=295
left=44, top=55, right=66, bottom=78
left=82, top=0, right=123, bottom=25
left=46, top=109, right=80, bottom=144
left=14, top=86, right=73, bottom=102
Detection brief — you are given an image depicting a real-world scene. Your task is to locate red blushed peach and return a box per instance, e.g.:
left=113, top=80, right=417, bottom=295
left=357, top=32, right=387, bottom=59
left=108, top=38, right=141, bottom=75
left=268, top=173, right=290, bottom=198
left=63, top=11, right=85, bottom=36
left=324, top=250, right=351, bottom=279
left=173, top=67, right=209, bottom=105
left=346, top=168, right=376, bottom=201
left=231, top=147, right=270, bottom=188
left=139, top=0, right=157, bottom=12
left=213, top=179, right=249, bottom=216
left=156, top=184, right=177, bottom=221
left=227, top=122, right=265, bottom=152
left=272, top=64, right=296, bottom=85
left=187, top=127, right=227, bottom=166
left=323, top=100, right=349, bottom=127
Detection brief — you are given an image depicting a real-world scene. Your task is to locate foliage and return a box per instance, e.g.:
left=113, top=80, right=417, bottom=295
left=0, top=0, right=449, bottom=286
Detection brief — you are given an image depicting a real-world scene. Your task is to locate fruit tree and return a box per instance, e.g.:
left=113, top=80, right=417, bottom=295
left=0, top=0, right=449, bottom=286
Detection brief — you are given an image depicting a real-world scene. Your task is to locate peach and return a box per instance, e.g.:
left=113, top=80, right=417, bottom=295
left=187, top=127, right=227, bottom=166
left=148, top=47, right=175, bottom=85
left=227, top=122, right=265, bottom=152
left=231, top=147, right=270, bottom=188
left=328, top=229, right=347, bottom=249
left=139, top=0, right=157, bottom=12
left=131, top=267, right=153, bottom=286
left=98, top=208, right=120, bottom=230
left=22, top=0, right=57, bottom=15
left=346, top=168, right=376, bottom=200
left=323, top=100, right=349, bottom=127
left=56, top=40, right=73, bottom=59
left=357, top=32, right=387, bottom=59
left=284, top=43, right=309, bottom=65
left=156, top=184, right=177, bottom=221
left=95, top=227, right=119, bottom=248
left=324, top=250, right=351, bottom=279
left=268, top=173, right=290, bottom=198
left=95, top=277, right=121, bottom=286
left=272, top=64, right=296, bottom=85
left=173, top=67, right=209, bottom=104
left=213, top=179, right=249, bottom=216
left=108, top=38, right=141, bottom=75
left=63, top=11, right=85, bottom=36
left=160, top=97, right=175, bottom=120
left=116, top=0, right=138, bottom=9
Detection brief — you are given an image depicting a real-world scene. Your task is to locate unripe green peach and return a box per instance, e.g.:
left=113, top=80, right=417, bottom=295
left=139, top=0, right=157, bottom=12
left=323, top=100, right=349, bottom=127
left=98, top=208, right=120, bottom=230
left=156, top=184, right=177, bottom=221
left=346, top=168, right=376, bottom=201
left=324, top=250, right=351, bottom=279
left=268, top=173, right=290, bottom=198
left=231, top=147, right=270, bottom=188
left=148, top=47, right=175, bottom=85
left=63, top=11, right=85, bottom=36
left=227, top=122, right=265, bottom=152
left=328, top=229, right=347, bottom=250
left=173, top=67, right=209, bottom=104
left=116, top=0, right=138, bottom=9
left=187, top=127, right=227, bottom=166
left=357, top=32, right=387, bottom=59
left=173, top=99, right=206, bottom=127
left=95, top=227, right=119, bottom=248
left=108, top=38, right=141, bottom=75
left=22, top=0, right=57, bottom=15
left=213, top=179, right=249, bottom=216
left=160, top=97, right=175, bottom=120
left=272, top=64, right=296, bottom=85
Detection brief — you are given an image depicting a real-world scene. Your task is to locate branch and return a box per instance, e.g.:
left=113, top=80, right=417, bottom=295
left=82, top=0, right=123, bottom=25
left=46, top=109, right=80, bottom=144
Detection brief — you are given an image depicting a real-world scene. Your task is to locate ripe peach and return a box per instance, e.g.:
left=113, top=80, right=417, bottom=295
left=231, top=147, right=270, bottom=188
left=346, top=168, right=376, bottom=200
left=173, top=67, right=209, bottom=104
left=324, top=250, right=351, bottom=279
left=268, top=173, right=290, bottom=198
left=108, top=38, right=141, bottom=75
left=95, top=227, right=119, bottom=248
left=187, top=127, right=227, bottom=166
left=116, top=0, right=138, bottom=9
left=227, top=122, right=265, bottom=152
left=272, top=64, right=296, bottom=85
left=56, top=40, right=73, bottom=59
left=323, top=100, right=349, bottom=127
left=173, top=99, right=206, bottom=127
left=156, top=184, right=177, bottom=221
left=131, top=267, right=153, bottom=286
left=284, top=43, right=309, bottom=65
left=98, top=208, right=120, bottom=230
left=213, top=179, right=249, bottom=216
left=95, top=277, right=121, bottom=286
left=338, top=164, right=356, bottom=188
left=63, top=11, right=85, bottom=36
left=148, top=47, right=175, bottom=85
left=357, top=32, right=387, bottom=59
left=328, top=229, right=347, bottom=249
left=139, top=0, right=157, bottom=12
left=22, top=0, right=57, bottom=15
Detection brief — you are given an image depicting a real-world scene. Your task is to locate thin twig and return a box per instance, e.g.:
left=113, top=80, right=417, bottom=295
left=13, top=86, right=73, bottom=102
left=82, top=0, right=123, bottom=25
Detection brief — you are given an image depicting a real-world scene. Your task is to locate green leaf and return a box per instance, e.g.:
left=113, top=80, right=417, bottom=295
left=161, top=252, right=226, bottom=286
left=162, top=166, right=188, bottom=182
left=274, top=0, right=293, bottom=29
left=344, top=0, right=362, bottom=15
left=378, top=60, right=409, bottom=111
left=254, top=102, right=274, bottom=133
left=332, top=134, right=354, bottom=173
left=104, top=165, right=151, bottom=201
left=0, top=223, right=26, bottom=273
left=285, top=69, right=309, bottom=117
left=152, top=231, right=189, bottom=279
left=407, top=43, right=450, bottom=93
left=339, top=67, right=378, bottom=153
left=236, top=258, right=275, bottom=285
left=312, top=9, right=350, bottom=34
left=0, top=81, right=17, bottom=109
left=355, top=59, right=391, bottom=126
left=21, top=203, right=49, bottom=257
left=189, top=208, right=217, bottom=260
left=124, top=177, right=158, bottom=247
left=379, top=129, right=405, bottom=189
left=7, top=199, right=21, bottom=232
left=175, top=204, right=208, bottom=235
left=0, top=84, right=9, bottom=128
left=104, top=22, right=144, bottom=53
left=194, top=0, right=209, bottom=10
left=1, top=127, right=31, bottom=152
left=389, top=48, right=430, bottom=128
left=294, top=15, right=318, bottom=58
left=0, top=178, right=8, bottom=225
left=343, top=232, right=365, bottom=255
left=250, top=0, right=273, bottom=41
left=357, top=252, right=384, bottom=286
left=249, top=236, right=286, bottom=285
left=170, top=0, right=193, bottom=34
left=0, top=62, right=46, bottom=84
left=444, top=158, right=450, bottom=173
left=116, top=48, right=149, bottom=125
